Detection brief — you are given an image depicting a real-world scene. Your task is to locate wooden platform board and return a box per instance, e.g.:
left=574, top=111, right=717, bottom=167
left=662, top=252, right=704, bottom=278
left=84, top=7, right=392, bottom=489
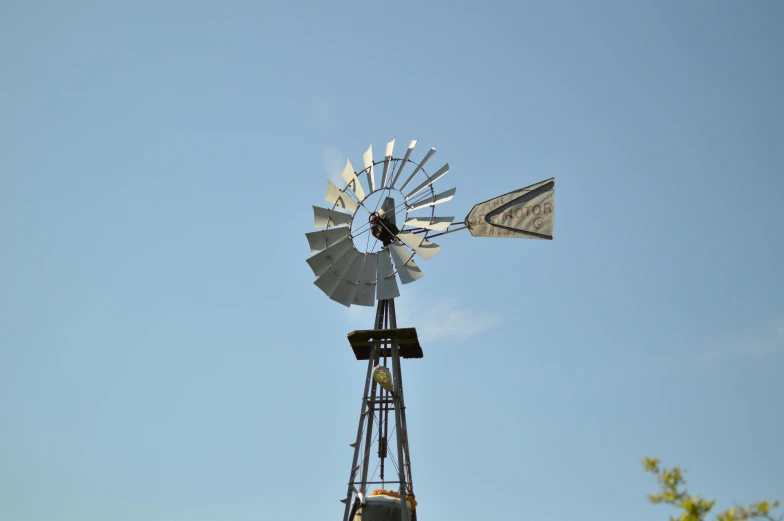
left=347, top=328, right=424, bottom=360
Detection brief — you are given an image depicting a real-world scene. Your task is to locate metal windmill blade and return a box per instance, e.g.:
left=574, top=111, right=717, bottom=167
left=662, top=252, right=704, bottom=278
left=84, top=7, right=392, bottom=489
left=305, top=138, right=456, bottom=307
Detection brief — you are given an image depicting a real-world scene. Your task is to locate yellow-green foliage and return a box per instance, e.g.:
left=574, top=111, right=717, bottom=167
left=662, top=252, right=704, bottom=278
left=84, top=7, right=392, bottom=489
left=643, top=457, right=781, bottom=521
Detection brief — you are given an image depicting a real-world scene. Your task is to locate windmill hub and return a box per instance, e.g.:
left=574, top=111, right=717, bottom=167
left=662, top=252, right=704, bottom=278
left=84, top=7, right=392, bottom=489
left=369, top=212, right=400, bottom=245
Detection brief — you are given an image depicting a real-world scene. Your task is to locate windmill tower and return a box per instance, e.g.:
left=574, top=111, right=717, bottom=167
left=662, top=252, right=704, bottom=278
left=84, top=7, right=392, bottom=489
left=306, top=140, right=555, bottom=521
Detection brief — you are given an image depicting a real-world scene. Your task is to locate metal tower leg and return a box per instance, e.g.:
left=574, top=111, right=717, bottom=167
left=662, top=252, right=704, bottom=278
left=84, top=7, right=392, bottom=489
left=390, top=299, right=414, bottom=498
left=342, top=302, right=384, bottom=521
left=389, top=300, right=410, bottom=521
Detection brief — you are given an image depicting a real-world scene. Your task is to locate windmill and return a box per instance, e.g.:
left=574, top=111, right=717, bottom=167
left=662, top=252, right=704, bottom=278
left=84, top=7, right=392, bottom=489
left=306, top=139, right=555, bottom=521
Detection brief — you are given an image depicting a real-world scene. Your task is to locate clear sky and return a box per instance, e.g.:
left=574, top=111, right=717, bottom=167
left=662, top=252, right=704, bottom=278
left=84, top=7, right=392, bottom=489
left=1, top=1, right=782, bottom=520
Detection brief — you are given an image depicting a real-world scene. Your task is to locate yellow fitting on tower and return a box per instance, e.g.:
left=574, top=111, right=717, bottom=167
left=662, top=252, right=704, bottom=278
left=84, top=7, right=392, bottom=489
left=370, top=489, right=418, bottom=509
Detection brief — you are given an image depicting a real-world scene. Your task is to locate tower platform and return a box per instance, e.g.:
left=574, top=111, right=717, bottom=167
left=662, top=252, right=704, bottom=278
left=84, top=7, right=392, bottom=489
left=347, top=328, right=423, bottom=360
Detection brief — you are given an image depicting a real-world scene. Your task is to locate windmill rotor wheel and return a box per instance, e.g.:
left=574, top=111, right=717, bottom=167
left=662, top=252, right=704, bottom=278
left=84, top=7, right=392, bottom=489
left=305, top=139, right=456, bottom=307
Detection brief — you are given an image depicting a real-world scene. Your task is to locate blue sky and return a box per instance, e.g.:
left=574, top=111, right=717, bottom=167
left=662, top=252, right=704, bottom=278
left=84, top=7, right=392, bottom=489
left=1, top=1, right=782, bottom=520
